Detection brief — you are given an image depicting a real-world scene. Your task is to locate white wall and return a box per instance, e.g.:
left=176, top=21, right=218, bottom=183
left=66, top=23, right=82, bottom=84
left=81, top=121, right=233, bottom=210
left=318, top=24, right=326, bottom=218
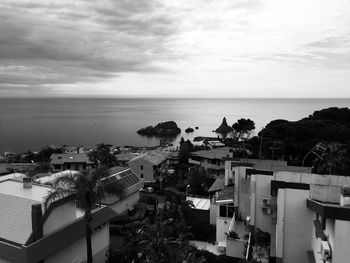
left=236, top=167, right=250, bottom=220
left=44, top=202, right=76, bottom=236
left=128, top=158, right=154, bottom=182
left=333, top=219, right=350, bottom=263
left=210, top=204, right=217, bottom=225
left=254, top=175, right=273, bottom=234
left=216, top=217, right=231, bottom=243
left=45, top=223, right=110, bottom=263
left=226, top=238, right=246, bottom=258
left=282, top=189, right=313, bottom=263
left=276, top=189, right=285, bottom=260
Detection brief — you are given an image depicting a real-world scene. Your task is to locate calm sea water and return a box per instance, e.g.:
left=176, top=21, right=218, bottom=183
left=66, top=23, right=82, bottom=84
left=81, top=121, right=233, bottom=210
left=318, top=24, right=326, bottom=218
left=0, top=98, right=349, bottom=153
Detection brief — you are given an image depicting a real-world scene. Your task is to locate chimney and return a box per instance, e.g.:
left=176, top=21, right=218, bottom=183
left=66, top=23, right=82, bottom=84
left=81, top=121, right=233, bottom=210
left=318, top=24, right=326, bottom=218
left=340, top=187, right=350, bottom=206
left=31, top=204, right=43, bottom=241
left=23, top=177, right=32, bottom=189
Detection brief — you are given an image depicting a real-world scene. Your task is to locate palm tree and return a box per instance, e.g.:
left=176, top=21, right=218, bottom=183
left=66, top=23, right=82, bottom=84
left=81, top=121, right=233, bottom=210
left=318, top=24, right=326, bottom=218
left=44, top=167, right=124, bottom=263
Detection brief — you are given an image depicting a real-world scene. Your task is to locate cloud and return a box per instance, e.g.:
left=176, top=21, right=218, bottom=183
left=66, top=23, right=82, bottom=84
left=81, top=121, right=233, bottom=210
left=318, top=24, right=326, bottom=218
left=0, top=0, right=178, bottom=95
left=1, top=0, right=350, bottom=97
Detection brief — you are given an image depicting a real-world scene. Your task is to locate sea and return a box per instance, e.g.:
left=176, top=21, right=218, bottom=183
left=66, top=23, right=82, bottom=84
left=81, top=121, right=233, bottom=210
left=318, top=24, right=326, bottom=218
left=0, top=98, right=350, bottom=153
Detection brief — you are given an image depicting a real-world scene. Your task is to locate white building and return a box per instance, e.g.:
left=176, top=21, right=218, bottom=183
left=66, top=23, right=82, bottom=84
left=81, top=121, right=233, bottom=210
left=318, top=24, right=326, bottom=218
left=222, top=158, right=350, bottom=263
left=127, top=150, right=172, bottom=182
left=0, top=179, right=114, bottom=263
left=211, top=158, right=312, bottom=260
left=189, top=147, right=234, bottom=177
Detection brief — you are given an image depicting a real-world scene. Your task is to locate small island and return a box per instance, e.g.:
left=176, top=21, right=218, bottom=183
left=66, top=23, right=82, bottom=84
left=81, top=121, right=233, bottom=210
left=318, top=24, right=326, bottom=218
left=137, top=121, right=181, bottom=137
left=215, top=117, right=233, bottom=133
left=185, top=127, right=195, bottom=133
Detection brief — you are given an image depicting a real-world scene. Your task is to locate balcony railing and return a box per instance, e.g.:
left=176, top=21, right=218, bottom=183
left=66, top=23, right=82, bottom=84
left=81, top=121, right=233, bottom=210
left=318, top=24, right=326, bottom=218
left=227, top=213, right=236, bottom=235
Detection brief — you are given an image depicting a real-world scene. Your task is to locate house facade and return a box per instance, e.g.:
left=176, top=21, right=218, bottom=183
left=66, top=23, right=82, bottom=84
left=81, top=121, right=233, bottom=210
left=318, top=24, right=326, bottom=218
left=127, top=150, right=172, bottom=182
left=50, top=153, right=93, bottom=172
left=189, top=147, right=234, bottom=177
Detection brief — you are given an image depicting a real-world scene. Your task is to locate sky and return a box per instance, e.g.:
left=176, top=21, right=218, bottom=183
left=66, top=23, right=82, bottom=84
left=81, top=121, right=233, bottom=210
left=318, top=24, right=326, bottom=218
left=1, top=0, right=350, bottom=98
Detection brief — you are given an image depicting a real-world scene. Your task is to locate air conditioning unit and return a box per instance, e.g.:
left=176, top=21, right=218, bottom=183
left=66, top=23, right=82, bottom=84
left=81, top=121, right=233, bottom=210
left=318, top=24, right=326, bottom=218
left=262, top=197, right=271, bottom=206
left=320, top=241, right=331, bottom=261
left=261, top=207, right=272, bottom=214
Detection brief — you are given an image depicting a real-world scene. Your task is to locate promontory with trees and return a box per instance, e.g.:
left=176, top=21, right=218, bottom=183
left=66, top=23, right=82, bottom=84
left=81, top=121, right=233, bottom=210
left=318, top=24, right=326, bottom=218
left=137, top=121, right=181, bottom=137
left=210, top=107, right=350, bottom=175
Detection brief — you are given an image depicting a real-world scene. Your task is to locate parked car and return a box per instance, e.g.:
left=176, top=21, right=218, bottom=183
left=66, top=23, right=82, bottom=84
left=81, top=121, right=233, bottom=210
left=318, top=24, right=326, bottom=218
left=140, top=186, right=155, bottom=194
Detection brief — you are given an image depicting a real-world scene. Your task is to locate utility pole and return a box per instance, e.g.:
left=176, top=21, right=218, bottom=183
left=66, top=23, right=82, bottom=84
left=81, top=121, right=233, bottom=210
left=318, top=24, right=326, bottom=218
left=259, top=134, right=263, bottom=160
left=268, top=140, right=280, bottom=160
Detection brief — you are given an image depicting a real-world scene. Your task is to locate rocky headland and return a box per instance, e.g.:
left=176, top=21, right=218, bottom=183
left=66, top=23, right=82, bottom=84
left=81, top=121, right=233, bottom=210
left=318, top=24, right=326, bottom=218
left=137, top=121, right=181, bottom=137
left=215, top=117, right=233, bottom=133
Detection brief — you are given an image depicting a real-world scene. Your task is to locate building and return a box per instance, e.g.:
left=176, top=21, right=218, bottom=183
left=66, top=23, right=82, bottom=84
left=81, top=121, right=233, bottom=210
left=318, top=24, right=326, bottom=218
left=0, top=179, right=114, bottom=263
left=127, top=150, right=172, bottom=182
left=219, top=158, right=350, bottom=263
left=35, top=166, right=143, bottom=215
left=207, top=140, right=225, bottom=149
left=210, top=158, right=312, bottom=260
left=50, top=153, right=93, bottom=172
left=62, top=145, right=85, bottom=154
left=115, top=152, right=140, bottom=166
left=100, top=166, right=143, bottom=214
left=189, top=147, right=234, bottom=177
left=186, top=196, right=211, bottom=228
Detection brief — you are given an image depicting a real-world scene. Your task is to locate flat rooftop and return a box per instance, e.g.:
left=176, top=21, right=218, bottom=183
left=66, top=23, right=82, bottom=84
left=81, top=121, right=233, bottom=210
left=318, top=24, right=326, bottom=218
left=0, top=180, right=52, bottom=245
left=0, top=180, right=51, bottom=202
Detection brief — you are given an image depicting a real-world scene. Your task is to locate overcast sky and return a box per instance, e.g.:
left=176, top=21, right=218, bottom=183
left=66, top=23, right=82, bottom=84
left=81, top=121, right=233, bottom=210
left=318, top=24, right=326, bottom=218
left=1, top=0, right=350, bottom=98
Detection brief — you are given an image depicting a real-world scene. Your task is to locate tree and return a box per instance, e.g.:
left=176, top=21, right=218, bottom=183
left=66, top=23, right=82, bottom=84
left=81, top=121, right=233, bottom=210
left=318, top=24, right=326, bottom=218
left=313, top=142, right=350, bottom=174
left=107, top=207, right=204, bottom=263
left=187, top=167, right=212, bottom=196
left=44, top=168, right=124, bottom=263
left=232, top=118, right=255, bottom=141
left=88, top=143, right=115, bottom=167
left=179, top=139, right=194, bottom=164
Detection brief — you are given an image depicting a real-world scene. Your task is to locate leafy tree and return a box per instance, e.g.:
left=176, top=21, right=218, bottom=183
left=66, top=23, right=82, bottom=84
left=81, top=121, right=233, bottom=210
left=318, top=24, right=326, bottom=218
left=179, top=139, right=194, bottom=164
left=232, top=118, right=255, bottom=141
left=107, top=208, right=204, bottom=263
left=187, top=167, right=212, bottom=196
left=88, top=143, right=115, bottom=167
left=44, top=168, right=124, bottom=263
left=37, top=146, right=62, bottom=163
left=313, top=142, right=350, bottom=174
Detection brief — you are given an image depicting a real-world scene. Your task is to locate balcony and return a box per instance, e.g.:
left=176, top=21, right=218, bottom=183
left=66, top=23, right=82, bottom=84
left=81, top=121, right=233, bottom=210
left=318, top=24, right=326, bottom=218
left=225, top=215, right=251, bottom=259
left=188, top=158, right=201, bottom=165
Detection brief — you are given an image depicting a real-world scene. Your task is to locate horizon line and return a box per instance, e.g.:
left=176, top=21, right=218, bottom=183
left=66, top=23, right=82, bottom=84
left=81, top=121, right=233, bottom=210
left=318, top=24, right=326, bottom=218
left=1, top=96, right=350, bottom=100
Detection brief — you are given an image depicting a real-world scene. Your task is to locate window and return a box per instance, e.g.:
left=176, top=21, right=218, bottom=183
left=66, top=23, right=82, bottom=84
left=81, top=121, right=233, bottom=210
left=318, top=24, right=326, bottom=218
left=140, top=165, right=143, bottom=170
left=140, top=173, right=144, bottom=179
left=219, top=204, right=235, bottom=218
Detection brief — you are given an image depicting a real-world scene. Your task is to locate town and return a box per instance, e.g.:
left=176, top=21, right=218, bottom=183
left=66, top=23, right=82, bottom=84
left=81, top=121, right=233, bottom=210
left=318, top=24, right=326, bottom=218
left=1, top=108, right=349, bottom=263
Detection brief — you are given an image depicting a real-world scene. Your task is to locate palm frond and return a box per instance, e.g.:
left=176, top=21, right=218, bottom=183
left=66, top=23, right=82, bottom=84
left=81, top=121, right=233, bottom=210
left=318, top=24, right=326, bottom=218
left=44, top=188, right=75, bottom=208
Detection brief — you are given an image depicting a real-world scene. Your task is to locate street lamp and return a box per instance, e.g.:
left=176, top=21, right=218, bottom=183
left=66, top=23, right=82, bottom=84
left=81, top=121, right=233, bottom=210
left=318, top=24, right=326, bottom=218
left=185, top=184, right=190, bottom=197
